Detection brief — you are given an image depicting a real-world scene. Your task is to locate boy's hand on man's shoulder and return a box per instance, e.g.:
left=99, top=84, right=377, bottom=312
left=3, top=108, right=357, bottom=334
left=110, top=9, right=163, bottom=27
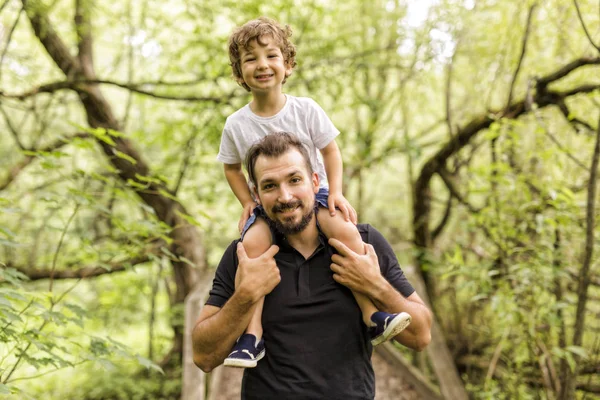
left=328, top=192, right=358, bottom=224
left=238, top=202, right=257, bottom=233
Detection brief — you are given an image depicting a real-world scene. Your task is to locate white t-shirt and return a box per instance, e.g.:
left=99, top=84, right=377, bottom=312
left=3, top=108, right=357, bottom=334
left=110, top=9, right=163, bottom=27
left=217, top=95, right=339, bottom=189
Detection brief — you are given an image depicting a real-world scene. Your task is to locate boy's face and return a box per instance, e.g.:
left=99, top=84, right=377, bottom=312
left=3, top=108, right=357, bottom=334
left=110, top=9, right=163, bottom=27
left=238, top=35, right=292, bottom=94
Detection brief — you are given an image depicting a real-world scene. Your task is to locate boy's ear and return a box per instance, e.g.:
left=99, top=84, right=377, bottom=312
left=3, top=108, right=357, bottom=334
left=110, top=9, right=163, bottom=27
left=235, top=76, right=246, bottom=86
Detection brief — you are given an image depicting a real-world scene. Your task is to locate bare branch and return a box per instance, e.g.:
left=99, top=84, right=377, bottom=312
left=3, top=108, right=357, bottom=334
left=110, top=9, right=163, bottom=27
left=21, top=0, right=80, bottom=77
left=0, top=103, right=26, bottom=149
left=536, top=57, right=600, bottom=86
left=507, top=3, right=537, bottom=107
left=544, top=128, right=589, bottom=170
left=556, top=99, right=595, bottom=132
left=561, top=111, right=600, bottom=398
left=0, top=78, right=232, bottom=103
left=0, top=6, right=24, bottom=83
left=431, top=192, right=453, bottom=241
left=437, top=167, right=481, bottom=213
left=0, top=0, right=12, bottom=14
left=574, top=114, right=600, bottom=338
left=75, top=0, right=95, bottom=77
left=532, top=107, right=589, bottom=170
left=6, top=253, right=154, bottom=281
left=173, top=127, right=199, bottom=195
left=573, top=0, right=600, bottom=52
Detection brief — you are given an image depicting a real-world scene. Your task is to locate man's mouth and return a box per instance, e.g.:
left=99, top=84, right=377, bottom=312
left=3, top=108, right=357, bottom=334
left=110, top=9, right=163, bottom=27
left=273, top=201, right=302, bottom=214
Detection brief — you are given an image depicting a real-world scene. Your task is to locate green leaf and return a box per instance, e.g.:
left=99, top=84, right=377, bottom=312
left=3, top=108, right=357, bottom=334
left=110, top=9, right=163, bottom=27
left=158, top=189, right=180, bottom=203
left=565, top=346, right=587, bottom=359
left=135, top=355, right=164, bottom=374
left=114, top=150, right=137, bottom=165
left=0, top=383, right=11, bottom=394
left=178, top=256, right=196, bottom=267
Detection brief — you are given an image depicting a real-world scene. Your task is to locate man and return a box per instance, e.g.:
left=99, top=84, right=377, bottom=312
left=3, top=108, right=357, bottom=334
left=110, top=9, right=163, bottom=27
left=192, top=132, right=432, bottom=399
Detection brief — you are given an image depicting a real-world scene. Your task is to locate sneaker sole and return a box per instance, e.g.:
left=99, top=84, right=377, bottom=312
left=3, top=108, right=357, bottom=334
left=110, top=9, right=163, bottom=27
left=371, top=312, right=412, bottom=346
left=223, top=349, right=265, bottom=368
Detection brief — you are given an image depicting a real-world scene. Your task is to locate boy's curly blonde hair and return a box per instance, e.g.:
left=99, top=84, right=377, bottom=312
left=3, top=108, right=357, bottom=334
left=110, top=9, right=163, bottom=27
left=228, top=17, right=297, bottom=92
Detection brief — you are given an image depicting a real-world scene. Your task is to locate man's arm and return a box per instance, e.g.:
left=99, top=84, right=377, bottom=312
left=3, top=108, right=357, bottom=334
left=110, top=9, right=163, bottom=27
left=328, top=239, right=432, bottom=351
left=192, top=295, right=258, bottom=372
left=192, top=243, right=280, bottom=372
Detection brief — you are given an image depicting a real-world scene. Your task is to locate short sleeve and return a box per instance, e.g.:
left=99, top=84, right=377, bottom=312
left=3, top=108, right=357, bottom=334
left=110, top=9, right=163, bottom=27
left=216, top=124, right=242, bottom=164
left=305, top=98, right=340, bottom=150
left=360, top=225, right=415, bottom=298
left=205, top=240, right=240, bottom=307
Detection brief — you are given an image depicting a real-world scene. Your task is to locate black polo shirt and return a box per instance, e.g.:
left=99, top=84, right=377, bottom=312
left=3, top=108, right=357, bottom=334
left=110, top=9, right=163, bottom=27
left=206, top=224, right=415, bottom=400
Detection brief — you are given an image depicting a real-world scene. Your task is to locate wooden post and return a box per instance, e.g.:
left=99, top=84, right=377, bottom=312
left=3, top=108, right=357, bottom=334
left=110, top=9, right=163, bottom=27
left=182, top=271, right=213, bottom=400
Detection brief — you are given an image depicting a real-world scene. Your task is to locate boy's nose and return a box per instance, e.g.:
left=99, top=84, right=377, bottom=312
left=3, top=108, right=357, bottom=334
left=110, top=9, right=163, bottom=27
left=257, top=57, right=268, bottom=69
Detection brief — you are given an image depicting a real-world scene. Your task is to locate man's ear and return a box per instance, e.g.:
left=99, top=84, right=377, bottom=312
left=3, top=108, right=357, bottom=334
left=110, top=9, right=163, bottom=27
left=312, top=172, right=319, bottom=194
left=252, top=188, right=261, bottom=205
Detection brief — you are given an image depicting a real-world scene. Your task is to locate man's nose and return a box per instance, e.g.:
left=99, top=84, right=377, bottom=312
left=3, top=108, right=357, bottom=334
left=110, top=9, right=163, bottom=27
left=278, top=186, right=293, bottom=202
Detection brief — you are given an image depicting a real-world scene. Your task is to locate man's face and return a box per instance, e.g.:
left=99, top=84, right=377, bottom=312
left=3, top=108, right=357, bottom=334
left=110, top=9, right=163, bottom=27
left=253, top=149, right=319, bottom=235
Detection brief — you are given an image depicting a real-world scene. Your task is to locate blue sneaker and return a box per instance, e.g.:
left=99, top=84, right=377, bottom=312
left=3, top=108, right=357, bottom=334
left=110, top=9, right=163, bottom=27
left=223, top=334, right=265, bottom=368
left=369, top=311, right=412, bottom=346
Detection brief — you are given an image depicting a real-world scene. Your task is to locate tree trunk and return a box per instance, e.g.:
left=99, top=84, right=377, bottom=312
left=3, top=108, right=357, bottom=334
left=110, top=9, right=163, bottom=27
left=23, top=0, right=206, bottom=370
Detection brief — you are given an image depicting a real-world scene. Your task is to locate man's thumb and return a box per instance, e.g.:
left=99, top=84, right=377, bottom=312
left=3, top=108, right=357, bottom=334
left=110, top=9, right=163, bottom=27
left=365, top=243, right=376, bottom=256
left=236, top=242, right=248, bottom=261
left=263, top=244, right=280, bottom=259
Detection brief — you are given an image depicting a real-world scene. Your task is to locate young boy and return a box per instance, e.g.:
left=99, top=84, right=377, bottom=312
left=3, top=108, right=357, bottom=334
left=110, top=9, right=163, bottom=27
left=217, top=17, right=411, bottom=368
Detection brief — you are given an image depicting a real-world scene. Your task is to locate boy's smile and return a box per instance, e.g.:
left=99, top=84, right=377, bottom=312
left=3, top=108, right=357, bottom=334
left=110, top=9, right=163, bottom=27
left=238, top=35, right=292, bottom=93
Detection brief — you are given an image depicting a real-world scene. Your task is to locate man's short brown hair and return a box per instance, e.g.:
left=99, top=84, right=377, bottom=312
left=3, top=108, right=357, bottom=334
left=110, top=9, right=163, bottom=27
left=245, top=132, right=313, bottom=190
left=228, top=17, right=297, bottom=92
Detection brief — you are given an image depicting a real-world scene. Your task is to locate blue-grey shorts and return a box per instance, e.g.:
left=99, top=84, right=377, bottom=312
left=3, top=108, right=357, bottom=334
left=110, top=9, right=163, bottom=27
left=241, top=187, right=329, bottom=240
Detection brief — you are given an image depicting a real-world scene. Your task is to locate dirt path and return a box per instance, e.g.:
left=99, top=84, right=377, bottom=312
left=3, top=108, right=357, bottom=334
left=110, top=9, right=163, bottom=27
left=209, top=351, right=422, bottom=400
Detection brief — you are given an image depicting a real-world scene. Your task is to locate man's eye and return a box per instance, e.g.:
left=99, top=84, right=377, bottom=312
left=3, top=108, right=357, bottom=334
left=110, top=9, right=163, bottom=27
left=262, top=184, right=274, bottom=190
left=291, top=177, right=301, bottom=183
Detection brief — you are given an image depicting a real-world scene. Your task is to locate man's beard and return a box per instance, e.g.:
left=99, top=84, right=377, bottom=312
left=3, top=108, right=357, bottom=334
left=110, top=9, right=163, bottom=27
left=268, top=200, right=314, bottom=235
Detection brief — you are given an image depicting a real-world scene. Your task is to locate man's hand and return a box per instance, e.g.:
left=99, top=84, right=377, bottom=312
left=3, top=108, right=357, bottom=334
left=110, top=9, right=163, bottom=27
left=238, top=202, right=257, bottom=233
left=327, top=192, right=358, bottom=224
left=329, top=238, right=384, bottom=295
left=235, top=243, right=281, bottom=303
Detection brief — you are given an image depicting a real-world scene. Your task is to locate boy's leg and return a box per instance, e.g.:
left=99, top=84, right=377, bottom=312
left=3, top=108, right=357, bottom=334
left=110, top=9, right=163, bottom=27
left=317, top=209, right=411, bottom=345
left=240, top=217, right=272, bottom=339
left=316, top=208, right=377, bottom=325
left=224, top=217, right=272, bottom=368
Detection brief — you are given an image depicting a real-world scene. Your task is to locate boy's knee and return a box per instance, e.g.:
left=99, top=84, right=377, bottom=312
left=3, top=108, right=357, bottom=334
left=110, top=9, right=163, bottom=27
left=242, top=220, right=272, bottom=257
left=317, top=210, right=362, bottom=249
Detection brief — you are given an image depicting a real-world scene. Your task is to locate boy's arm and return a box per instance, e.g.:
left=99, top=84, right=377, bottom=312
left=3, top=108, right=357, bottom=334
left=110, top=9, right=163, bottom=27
left=320, top=140, right=357, bottom=224
left=224, top=163, right=257, bottom=232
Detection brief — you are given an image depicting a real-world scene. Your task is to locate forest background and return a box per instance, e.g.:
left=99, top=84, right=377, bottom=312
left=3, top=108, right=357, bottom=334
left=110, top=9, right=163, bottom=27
left=0, top=0, right=599, bottom=399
